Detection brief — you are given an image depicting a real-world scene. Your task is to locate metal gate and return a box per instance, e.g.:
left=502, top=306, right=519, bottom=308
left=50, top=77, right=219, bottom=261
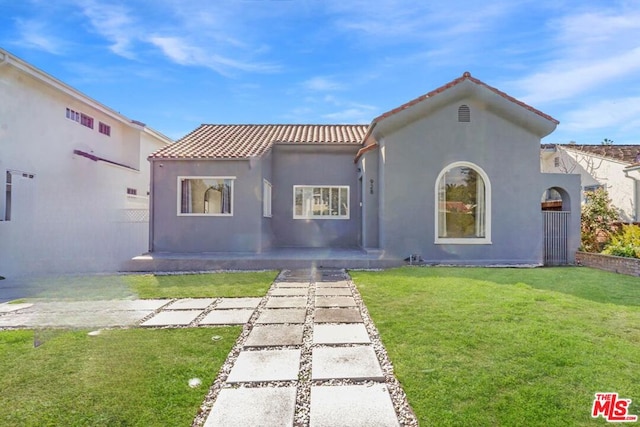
left=543, top=211, right=570, bottom=266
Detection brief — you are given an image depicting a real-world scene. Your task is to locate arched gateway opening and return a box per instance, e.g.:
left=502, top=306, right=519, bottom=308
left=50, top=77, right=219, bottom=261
left=541, top=187, right=571, bottom=265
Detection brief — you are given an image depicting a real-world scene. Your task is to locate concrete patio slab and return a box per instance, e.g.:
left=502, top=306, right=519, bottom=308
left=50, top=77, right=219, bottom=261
left=315, top=288, right=352, bottom=296
left=15, top=300, right=168, bottom=313
left=0, top=303, right=33, bottom=313
left=314, top=308, right=363, bottom=323
left=256, top=308, right=306, bottom=324
left=141, top=310, right=202, bottom=327
left=215, top=297, right=262, bottom=309
left=199, top=309, right=254, bottom=325
left=166, top=298, right=215, bottom=310
left=316, top=281, right=350, bottom=288
left=204, top=387, right=296, bottom=427
left=315, top=296, right=357, bottom=308
left=244, top=324, right=304, bottom=347
left=270, top=287, right=308, bottom=296
left=310, top=385, right=399, bottom=427
left=0, top=310, right=153, bottom=328
left=312, top=346, right=383, bottom=380
left=265, top=296, right=307, bottom=308
left=273, top=282, right=310, bottom=288
left=227, top=349, right=301, bottom=383
left=313, top=324, right=370, bottom=344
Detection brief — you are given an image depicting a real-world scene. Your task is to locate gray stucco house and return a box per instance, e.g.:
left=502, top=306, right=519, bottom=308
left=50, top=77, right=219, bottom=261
left=146, top=72, right=581, bottom=267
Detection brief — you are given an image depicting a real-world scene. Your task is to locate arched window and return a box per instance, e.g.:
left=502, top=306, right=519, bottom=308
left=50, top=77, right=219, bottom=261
left=435, top=162, right=491, bottom=244
left=458, top=105, right=470, bottom=122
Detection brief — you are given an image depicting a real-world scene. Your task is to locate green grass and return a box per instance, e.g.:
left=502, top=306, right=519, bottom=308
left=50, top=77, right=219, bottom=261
left=19, top=271, right=278, bottom=300
left=351, top=266, right=640, bottom=426
left=125, top=271, right=278, bottom=298
left=0, top=327, right=240, bottom=426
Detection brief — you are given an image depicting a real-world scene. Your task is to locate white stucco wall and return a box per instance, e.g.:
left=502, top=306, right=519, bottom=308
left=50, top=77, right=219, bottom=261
left=541, top=146, right=636, bottom=221
left=0, top=53, right=169, bottom=278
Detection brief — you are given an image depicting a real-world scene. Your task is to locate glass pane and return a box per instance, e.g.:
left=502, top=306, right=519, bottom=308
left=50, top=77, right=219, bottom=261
left=339, top=188, right=348, bottom=216
left=181, top=178, right=232, bottom=214
left=441, top=167, right=484, bottom=238
left=295, top=188, right=303, bottom=216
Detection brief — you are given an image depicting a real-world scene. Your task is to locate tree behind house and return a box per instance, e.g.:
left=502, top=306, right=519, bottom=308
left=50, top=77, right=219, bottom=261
left=581, top=188, right=619, bottom=252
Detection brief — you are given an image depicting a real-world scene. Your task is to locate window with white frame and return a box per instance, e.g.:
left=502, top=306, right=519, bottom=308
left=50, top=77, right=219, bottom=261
left=178, top=177, right=234, bottom=216
left=435, top=162, right=491, bottom=244
left=293, top=186, right=349, bottom=219
left=263, top=180, right=272, bottom=217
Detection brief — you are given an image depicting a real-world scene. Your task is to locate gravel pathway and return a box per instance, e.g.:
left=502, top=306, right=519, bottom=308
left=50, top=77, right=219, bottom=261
left=193, top=268, right=418, bottom=427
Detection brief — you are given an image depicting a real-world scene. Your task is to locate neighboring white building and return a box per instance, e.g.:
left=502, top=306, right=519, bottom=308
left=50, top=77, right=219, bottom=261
left=541, top=144, right=640, bottom=222
left=0, top=48, right=172, bottom=278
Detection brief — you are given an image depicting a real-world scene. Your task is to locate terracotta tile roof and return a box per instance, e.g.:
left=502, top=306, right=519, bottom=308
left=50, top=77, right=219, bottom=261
left=373, top=71, right=559, bottom=125
left=558, top=144, right=640, bottom=165
left=356, top=72, right=559, bottom=161
left=149, top=124, right=368, bottom=159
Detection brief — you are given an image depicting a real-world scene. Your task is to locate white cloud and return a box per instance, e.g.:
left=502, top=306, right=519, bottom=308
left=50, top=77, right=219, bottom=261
left=80, top=1, right=136, bottom=57
left=148, top=36, right=280, bottom=75
left=509, top=7, right=640, bottom=105
left=515, top=47, right=640, bottom=105
left=563, top=96, right=640, bottom=131
left=303, top=76, right=345, bottom=92
left=13, top=18, right=65, bottom=54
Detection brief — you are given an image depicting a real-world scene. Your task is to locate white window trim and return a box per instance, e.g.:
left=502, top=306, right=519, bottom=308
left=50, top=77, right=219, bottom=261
left=293, top=185, right=350, bottom=220
left=176, top=176, right=235, bottom=217
left=434, top=161, right=491, bottom=245
left=263, top=179, right=272, bottom=218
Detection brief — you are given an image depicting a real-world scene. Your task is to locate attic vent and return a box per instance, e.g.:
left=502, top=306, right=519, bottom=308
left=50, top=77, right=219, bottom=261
left=458, top=105, right=470, bottom=122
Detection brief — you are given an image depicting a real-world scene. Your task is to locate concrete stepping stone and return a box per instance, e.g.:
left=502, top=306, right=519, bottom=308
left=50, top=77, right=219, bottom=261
left=314, top=308, right=363, bottom=323
left=273, top=282, right=310, bottom=288
left=204, top=387, right=296, bottom=427
left=227, top=349, right=301, bottom=383
left=313, top=324, right=370, bottom=344
left=310, top=384, right=399, bottom=427
left=316, top=281, right=350, bottom=288
left=200, top=309, right=254, bottom=325
left=0, top=310, right=152, bottom=328
left=141, top=310, right=203, bottom=327
left=244, top=324, right=304, bottom=347
left=315, top=296, right=357, bottom=308
left=256, top=308, right=306, bottom=324
left=265, top=296, right=307, bottom=308
left=215, top=297, right=262, bottom=309
left=270, top=287, right=308, bottom=296
left=315, top=288, right=352, bottom=296
left=0, top=303, right=33, bottom=313
left=312, top=346, right=383, bottom=380
left=166, top=298, right=215, bottom=310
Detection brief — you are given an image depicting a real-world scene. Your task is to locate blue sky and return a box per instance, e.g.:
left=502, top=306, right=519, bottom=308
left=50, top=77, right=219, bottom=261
left=1, top=0, right=639, bottom=144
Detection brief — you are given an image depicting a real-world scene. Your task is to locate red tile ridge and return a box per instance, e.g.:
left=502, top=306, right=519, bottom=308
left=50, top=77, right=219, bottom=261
left=371, top=71, right=559, bottom=126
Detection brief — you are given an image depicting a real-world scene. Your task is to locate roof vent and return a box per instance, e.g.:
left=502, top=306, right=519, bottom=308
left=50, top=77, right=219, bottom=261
left=458, top=105, right=470, bottom=122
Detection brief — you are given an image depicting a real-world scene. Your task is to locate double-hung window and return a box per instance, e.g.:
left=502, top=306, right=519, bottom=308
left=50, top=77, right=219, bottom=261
left=293, top=186, right=349, bottom=219
left=178, top=177, right=234, bottom=216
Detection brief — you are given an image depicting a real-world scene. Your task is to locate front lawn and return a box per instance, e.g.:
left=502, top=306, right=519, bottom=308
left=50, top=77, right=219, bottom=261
left=125, top=271, right=278, bottom=298
left=0, top=327, right=240, bottom=426
left=352, top=267, right=640, bottom=426
left=20, top=271, right=278, bottom=300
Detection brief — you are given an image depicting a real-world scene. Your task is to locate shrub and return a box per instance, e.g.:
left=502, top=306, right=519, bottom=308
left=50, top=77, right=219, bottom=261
left=581, top=188, right=619, bottom=252
left=602, top=224, right=640, bottom=258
